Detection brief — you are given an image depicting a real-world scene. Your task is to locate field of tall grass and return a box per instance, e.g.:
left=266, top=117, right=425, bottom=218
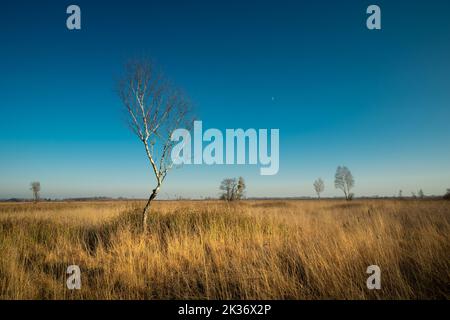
left=0, top=200, right=448, bottom=299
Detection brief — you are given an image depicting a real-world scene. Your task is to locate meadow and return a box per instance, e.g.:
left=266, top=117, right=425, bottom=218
left=0, top=199, right=448, bottom=299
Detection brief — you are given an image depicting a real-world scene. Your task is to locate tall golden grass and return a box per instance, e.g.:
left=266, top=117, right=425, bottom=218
left=0, top=200, right=448, bottom=299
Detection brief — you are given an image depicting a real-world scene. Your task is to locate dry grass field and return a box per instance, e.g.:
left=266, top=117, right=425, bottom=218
left=0, top=199, right=448, bottom=300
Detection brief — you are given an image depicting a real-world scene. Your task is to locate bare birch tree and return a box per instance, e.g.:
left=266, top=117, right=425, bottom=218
left=30, top=181, right=41, bottom=203
left=236, top=177, right=246, bottom=200
left=334, top=166, right=354, bottom=200
left=313, top=178, right=324, bottom=199
left=118, top=59, right=193, bottom=231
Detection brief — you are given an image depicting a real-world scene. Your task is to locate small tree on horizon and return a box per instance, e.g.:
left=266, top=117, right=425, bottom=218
left=220, top=177, right=246, bottom=201
left=236, top=177, right=246, bottom=200
left=444, top=189, right=450, bottom=200
left=30, top=182, right=41, bottom=203
left=334, top=166, right=354, bottom=201
left=418, top=189, right=425, bottom=199
left=220, top=178, right=235, bottom=201
left=313, top=178, right=325, bottom=199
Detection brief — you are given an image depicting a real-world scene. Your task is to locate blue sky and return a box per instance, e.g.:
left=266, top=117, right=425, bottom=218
left=1, top=0, right=449, bottom=199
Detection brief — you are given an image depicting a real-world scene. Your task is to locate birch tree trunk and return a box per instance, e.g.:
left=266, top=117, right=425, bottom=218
left=142, top=186, right=160, bottom=232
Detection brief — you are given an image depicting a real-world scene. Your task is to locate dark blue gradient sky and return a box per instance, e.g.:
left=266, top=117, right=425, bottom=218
left=1, top=0, right=449, bottom=199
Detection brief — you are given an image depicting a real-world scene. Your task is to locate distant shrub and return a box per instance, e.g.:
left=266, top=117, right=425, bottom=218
left=444, top=189, right=450, bottom=200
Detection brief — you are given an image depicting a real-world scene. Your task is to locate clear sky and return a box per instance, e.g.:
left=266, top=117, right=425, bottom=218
left=1, top=0, right=449, bottom=199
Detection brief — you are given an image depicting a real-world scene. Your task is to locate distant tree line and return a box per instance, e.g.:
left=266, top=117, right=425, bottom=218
left=310, top=167, right=449, bottom=201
